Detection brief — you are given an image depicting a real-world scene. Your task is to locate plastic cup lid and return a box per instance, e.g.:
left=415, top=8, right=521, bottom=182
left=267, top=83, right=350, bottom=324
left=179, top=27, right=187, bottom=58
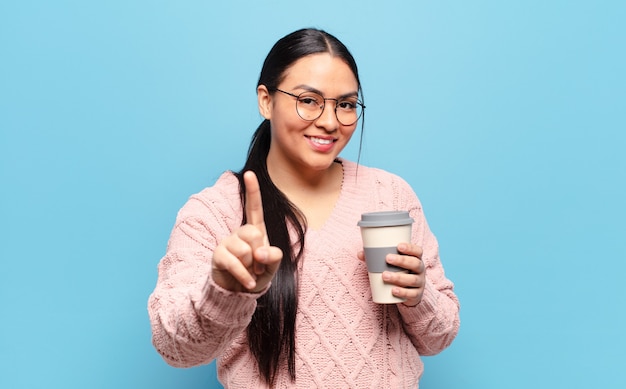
left=357, top=211, right=414, bottom=227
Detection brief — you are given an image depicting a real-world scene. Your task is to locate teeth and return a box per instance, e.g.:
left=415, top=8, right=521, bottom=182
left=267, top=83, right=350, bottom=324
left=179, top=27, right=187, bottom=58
left=310, top=137, right=333, bottom=145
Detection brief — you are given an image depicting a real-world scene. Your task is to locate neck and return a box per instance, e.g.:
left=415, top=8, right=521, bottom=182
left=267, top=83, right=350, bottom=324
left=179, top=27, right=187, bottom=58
left=267, top=158, right=341, bottom=194
left=267, top=158, right=344, bottom=230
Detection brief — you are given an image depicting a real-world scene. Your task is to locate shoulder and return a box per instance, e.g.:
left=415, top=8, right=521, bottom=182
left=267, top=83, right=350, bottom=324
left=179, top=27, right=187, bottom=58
left=192, top=171, right=241, bottom=205
left=340, top=158, right=420, bottom=211
left=341, top=158, right=414, bottom=193
left=175, top=171, right=243, bottom=226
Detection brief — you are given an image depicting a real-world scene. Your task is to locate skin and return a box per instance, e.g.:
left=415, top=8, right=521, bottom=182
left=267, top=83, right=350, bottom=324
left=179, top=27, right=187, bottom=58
left=212, top=53, right=426, bottom=305
left=211, top=170, right=283, bottom=293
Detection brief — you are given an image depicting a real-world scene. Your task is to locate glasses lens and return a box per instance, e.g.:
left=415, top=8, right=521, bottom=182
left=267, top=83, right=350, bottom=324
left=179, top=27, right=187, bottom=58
left=296, top=93, right=324, bottom=121
left=336, top=98, right=362, bottom=126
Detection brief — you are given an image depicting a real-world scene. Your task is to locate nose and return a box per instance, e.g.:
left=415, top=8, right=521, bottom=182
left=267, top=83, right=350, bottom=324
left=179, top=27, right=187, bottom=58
left=314, top=101, right=339, bottom=132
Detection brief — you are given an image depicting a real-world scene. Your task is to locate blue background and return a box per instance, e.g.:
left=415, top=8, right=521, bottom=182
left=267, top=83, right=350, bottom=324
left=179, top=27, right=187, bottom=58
left=1, top=1, right=624, bottom=388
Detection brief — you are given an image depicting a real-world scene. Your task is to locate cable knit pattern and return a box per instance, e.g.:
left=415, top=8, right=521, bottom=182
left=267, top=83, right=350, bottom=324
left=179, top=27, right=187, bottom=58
left=148, top=159, right=460, bottom=388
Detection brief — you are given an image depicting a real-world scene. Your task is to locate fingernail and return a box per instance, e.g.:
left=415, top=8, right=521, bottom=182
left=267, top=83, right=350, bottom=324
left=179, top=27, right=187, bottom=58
left=398, top=243, right=407, bottom=252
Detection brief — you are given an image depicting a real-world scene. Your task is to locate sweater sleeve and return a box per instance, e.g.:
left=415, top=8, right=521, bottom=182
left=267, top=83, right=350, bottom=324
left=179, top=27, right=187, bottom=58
left=393, top=176, right=461, bottom=356
left=147, top=177, right=265, bottom=368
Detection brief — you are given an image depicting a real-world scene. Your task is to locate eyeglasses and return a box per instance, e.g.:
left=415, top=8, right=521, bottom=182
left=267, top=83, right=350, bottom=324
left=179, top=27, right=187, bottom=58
left=272, top=88, right=365, bottom=126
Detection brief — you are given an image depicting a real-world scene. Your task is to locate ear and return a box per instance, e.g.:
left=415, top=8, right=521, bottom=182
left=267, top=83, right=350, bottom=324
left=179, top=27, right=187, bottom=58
left=257, top=85, right=272, bottom=120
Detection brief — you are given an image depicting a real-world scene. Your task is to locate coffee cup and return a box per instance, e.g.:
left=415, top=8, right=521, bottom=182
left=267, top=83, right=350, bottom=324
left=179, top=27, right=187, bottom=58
left=358, top=211, right=414, bottom=304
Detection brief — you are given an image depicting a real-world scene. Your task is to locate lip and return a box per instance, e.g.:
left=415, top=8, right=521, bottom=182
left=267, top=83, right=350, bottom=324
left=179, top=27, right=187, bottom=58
left=305, top=135, right=337, bottom=153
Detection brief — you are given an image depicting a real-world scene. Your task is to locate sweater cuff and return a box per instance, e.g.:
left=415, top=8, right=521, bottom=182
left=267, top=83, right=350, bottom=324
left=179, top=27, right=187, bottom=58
left=192, top=277, right=270, bottom=328
left=397, top=281, right=439, bottom=324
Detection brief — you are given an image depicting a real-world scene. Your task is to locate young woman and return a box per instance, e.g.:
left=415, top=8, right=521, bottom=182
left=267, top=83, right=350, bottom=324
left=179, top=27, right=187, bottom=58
left=148, top=28, right=460, bottom=388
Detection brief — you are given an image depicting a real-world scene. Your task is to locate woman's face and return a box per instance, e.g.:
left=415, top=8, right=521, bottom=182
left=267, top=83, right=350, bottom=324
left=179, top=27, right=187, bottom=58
left=258, top=53, right=360, bottom=175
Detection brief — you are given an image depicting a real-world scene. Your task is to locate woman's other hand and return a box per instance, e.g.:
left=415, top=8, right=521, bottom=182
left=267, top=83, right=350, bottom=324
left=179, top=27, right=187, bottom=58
left=357, top=243, right=426, bottom=306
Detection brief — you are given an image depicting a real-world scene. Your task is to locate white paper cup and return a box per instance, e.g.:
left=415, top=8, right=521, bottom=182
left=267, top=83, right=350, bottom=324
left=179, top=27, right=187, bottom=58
left=358, top=211, right=414, bottom=304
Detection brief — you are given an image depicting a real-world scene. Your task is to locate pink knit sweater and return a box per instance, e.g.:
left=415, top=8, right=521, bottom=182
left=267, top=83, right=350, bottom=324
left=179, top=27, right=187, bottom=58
left=148, top=159, right=460, bottom=388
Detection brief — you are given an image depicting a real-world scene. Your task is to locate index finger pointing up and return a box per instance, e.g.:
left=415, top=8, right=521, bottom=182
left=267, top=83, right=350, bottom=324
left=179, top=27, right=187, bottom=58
left=243, top=170, right=266, bottom=230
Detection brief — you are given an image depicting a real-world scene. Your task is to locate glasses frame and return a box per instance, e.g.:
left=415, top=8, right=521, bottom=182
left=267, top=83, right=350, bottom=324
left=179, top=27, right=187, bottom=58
left=271, top=88, right=365, bottom=126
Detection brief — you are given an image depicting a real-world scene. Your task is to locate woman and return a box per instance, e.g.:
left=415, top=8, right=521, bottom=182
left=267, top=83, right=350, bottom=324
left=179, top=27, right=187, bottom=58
left=148, top=28, right=460, bottom=388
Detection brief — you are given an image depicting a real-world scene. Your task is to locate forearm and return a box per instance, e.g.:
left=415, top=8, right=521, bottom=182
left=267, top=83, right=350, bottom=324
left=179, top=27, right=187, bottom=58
left=398, top=280, right=460, bottom=356
left=148, top=263, right=261, bottom=367
left=399, top=195, right=460, bottom=355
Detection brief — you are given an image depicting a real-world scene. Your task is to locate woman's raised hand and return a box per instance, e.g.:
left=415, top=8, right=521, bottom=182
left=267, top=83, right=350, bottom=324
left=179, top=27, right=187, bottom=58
left=212, top=171, right=283, bottom=293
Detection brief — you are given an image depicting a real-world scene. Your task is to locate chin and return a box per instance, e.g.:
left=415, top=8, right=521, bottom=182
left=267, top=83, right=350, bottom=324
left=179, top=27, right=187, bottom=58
left=305, top=156, right=340, bottom=171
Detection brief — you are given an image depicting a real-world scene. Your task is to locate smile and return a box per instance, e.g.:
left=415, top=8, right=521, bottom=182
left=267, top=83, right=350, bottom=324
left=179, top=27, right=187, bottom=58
left=307, top=136, right=335, bottom=145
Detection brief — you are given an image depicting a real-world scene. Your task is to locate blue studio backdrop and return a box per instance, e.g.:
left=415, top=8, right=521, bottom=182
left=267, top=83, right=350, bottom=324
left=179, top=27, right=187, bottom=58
left=1, top=1, right=625, bottom=388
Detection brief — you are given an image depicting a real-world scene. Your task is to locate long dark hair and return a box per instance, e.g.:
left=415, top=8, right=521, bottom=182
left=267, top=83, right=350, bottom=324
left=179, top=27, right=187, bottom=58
left=236, top=28, right=363, bottom=386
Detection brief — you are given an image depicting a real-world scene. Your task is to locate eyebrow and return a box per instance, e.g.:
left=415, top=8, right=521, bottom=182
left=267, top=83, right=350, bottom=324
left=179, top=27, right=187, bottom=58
left=292, top=84, right=359, bottom=100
